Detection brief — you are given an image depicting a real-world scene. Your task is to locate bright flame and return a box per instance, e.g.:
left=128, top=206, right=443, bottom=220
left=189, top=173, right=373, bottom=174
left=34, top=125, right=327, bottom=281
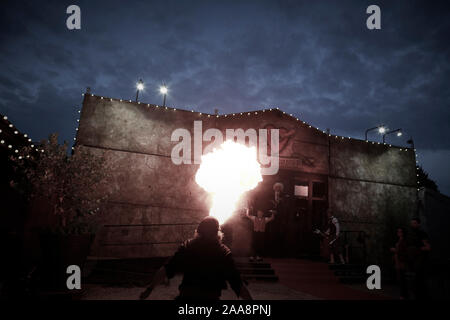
left=195, top=140, right=262, bottom=224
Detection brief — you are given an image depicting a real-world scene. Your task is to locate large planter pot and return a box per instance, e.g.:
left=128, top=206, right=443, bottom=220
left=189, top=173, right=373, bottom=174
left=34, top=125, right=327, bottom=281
left=39, top=233, right=94, bottom=290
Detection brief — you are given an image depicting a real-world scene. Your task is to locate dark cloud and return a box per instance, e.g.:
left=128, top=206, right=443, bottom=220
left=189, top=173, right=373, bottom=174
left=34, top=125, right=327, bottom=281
left=0, top=0, right=449, bottom=194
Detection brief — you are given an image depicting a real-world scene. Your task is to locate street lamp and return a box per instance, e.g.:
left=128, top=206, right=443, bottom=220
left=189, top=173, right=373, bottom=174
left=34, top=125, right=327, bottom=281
left=382, top=128, right=402, bottom=143
left=365, top=125, right=387, bottom=140
left=407, top=137, right=415, bottom=149
left=160, top=85, right=168, bottom=107
left=136, top=79, right=144, bottom=102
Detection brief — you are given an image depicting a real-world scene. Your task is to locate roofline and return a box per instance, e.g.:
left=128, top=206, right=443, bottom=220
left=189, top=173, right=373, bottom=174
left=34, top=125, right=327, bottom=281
left=82, top=93, right=416, bottom=151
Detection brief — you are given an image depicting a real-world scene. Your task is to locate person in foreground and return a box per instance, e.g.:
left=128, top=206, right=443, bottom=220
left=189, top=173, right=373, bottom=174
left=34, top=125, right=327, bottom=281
left=139, top=216, right=253, bottom=301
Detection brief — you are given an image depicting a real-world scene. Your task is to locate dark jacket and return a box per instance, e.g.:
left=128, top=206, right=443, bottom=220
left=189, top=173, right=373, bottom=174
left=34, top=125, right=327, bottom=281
left=164, top=236, right=242, bottom=300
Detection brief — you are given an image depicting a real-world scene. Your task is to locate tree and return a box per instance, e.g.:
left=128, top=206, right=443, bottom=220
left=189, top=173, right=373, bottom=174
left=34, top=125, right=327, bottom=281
left=417, top=165, right=439, bottom=192
left=11, top=133, right=115, bottom=234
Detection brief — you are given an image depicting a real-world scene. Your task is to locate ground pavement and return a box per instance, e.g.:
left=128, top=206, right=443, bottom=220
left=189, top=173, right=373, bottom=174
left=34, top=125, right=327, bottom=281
left=81, top=258, right=397, bottom=300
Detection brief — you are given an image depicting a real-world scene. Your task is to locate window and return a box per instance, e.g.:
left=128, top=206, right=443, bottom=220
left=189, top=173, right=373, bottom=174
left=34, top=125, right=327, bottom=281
left=294, top=181, right=308, bottom=198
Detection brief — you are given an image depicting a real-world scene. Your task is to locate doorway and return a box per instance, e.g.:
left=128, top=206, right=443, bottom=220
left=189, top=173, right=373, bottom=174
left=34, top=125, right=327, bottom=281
left=289, top=174, right=328, bottom=258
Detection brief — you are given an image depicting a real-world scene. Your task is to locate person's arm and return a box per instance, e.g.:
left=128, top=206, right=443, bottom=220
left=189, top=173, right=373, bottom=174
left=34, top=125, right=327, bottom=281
left=223, top=251, right=253, bottom=300
left=139, top=266, right=167, bottom=300
left=266, top=213, right=275, bottom=223
left=140, top=242, right=186, bottom=299
left=246, top=209, right=255, bottom=221
left=332, top=218, right=340, bottom=238
left=238, top=283, right=253, bottom=300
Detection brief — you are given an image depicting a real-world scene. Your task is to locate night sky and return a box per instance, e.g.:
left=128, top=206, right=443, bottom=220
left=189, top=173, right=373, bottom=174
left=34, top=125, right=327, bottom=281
left=0, top=0, right=449, bottom=195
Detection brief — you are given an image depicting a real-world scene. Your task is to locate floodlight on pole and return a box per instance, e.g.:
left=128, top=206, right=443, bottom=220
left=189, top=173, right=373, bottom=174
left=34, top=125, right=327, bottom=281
left=136, top=79, right=144, bottom=102
left=160, top=85, right=168, bottom=107
left=407, top=137, right=415, bottom=149
left=365, top=125, right=387, bottom=140
left=382, top=128, right=402, bottom=143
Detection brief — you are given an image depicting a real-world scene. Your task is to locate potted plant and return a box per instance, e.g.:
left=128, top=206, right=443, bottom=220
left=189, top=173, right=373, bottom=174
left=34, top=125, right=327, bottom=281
left=12, top=133, right=114, bottom=290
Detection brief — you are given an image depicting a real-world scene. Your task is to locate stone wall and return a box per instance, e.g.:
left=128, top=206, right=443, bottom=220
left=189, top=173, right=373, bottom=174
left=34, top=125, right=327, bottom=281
left=329, top=138, right=417, bottom=263
left=77, top=94, right=417, bottom=261
left=77, top=95, right=213, bottom=257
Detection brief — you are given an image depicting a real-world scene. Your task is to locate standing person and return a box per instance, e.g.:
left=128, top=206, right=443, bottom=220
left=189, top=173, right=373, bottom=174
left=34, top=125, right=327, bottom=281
left=316, top=210, right=345, bottom=264
left=405, top=217, right=431, bottom=300
left=390, top=227, right=408, bottom=299
left=139, top=216, right=252, bottom=301
left=246, top=209, right=274, bottom=262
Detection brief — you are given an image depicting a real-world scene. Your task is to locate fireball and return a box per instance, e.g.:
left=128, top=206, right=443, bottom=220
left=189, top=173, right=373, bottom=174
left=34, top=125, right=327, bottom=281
left=195, top=140, right=263, bottom=224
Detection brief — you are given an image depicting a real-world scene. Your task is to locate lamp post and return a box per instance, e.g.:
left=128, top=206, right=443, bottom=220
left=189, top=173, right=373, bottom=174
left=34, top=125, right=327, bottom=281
left=136, top=79, right=144, bottom=102
left=160, top=85, right=168, bottom=107
left=407, top=137, right=415, bottom=149
left=365, top=125, right=386, bottom=140
left=382, top=128, right=402, bottom=143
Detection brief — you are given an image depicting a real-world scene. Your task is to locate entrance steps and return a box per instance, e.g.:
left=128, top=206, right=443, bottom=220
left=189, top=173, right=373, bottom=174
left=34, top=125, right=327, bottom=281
left=328, top=263, right=366, bottom=284
left=234, top=258, right=279, bottom=282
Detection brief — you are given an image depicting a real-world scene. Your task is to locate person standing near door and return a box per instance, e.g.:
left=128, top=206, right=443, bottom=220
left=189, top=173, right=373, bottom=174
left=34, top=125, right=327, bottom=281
left=316, top=209, right=346, bottom=264
left=246, top=209, right=274, bottom=261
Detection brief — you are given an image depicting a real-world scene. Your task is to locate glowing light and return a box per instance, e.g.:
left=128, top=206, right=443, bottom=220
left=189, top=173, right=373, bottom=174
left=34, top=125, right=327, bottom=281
left=195, top=140, right=262, bottom=224
left=160, top=86, right=168, bottom=94
left=397, top=131, right=402, bottom=137
left=378, top=127, right=386, bottom=134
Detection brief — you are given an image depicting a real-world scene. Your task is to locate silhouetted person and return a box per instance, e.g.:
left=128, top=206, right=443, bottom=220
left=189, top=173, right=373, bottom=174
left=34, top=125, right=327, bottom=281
left=390, top=227, right=408, bottom=299
left=405, top=217, right=431, bottom=299
left=315, top=210, right=345, bottom=264
left=139, top=216, right=252, bottom=301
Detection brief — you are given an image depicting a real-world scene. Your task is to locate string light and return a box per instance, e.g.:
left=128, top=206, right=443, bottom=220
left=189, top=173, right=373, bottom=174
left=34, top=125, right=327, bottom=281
left=80, top=93, right=416, bottom=153
left=0, top=115, right=37, bottom=159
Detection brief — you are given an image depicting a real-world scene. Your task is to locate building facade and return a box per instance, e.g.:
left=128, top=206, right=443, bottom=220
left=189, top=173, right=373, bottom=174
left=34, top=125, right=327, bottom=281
left=76, top=94, right=417, bottom=264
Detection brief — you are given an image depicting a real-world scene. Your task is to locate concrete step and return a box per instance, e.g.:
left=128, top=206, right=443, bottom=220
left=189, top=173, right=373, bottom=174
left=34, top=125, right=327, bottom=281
left=235, top=258, right=278, bottom=281
left=328, top=263, right=366, bottom=284
left=334, top=270, right=365, bottom=277
left=328, top=264, right=365, bottom=271
left=338, top=275, right=366, bottom=284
